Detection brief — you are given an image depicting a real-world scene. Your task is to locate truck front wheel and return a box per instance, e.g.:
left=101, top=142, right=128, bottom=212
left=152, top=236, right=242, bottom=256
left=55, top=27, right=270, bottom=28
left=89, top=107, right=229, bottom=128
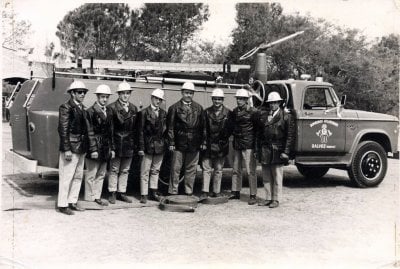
left=348, top=141, right=387, bottom=188
left=296, top=165, right=329, bottom=179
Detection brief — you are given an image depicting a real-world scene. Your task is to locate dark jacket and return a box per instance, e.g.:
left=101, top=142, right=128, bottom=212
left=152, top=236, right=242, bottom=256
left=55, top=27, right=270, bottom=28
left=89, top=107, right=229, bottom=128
left=58, top=98, right=95, bottom=154
left=230, top=105, right=258, bottom=150
left=202, top=105, right=232, bottom=158
left=138, top=105, right=167, bottom=155
left=167, top=100, right=204, bottom=152
left=107, top=100, right=138, bottom=158
left=86, top=102, right=114, bottom=161
left=256, top=108, right=295, bottom=165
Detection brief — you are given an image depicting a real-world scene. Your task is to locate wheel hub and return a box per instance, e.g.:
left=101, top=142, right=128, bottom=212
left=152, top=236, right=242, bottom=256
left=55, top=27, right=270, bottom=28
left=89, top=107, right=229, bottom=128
left=361, top=151, right=382, bottom=180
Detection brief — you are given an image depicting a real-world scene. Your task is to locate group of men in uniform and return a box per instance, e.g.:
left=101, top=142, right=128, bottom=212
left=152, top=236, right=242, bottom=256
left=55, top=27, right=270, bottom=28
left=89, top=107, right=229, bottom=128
left=57, top=79, right=294, bottom=215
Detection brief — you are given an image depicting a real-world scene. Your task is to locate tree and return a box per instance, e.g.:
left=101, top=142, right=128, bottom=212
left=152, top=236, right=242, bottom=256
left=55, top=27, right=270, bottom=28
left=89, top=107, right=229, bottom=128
left=2, top=2, right=31, bottom=50
left=180, top=37, right=228, bottom=64
left=56, top=3, right=131, bottom=59
left=366, top=34, right=399, bottom=115
left=56, top=3, right=209, bottom=62
left=138, top=3, right=209, bottom=62
left=228, top=3, right=285, bottom=65
left=228, top=3, right=398, bottom=116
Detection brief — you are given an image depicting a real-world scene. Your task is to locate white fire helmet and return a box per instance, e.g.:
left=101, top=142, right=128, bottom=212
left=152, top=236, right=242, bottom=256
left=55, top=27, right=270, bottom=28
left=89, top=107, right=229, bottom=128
left=211, top=88, right=224, bottom=98
left=67, top=80, right=88, bottom=92
left=151, top=88, right=165, bottom=100
left=266, top=92, right=283, bottom=102
left=235, top=88, right=250, bottom=98
left=181, top=82, right=195, bottom=91
left=117, top=81, right=133, bottom=92
left=95, top=84, right=112, bottom=95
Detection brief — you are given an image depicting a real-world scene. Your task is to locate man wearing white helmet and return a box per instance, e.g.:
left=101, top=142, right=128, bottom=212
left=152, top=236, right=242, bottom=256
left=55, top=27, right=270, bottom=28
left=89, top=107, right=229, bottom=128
left=199, top=88, right=232, bottom=199
left=166, top=81, right=204, bottom=195
left=137, top=88, right=166, bottom=203
left=57, top=80, right=95, bottom=215
left=107, top=80, right=138, bottom=204
left=229, top=88, right=259, bottom=205
left=255, top=91, right=294, bottom=208
left=84, top=84, right=115, bottom=206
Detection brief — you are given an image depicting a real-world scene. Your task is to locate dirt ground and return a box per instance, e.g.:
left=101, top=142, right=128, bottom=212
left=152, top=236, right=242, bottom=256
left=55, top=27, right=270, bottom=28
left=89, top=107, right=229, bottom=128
left=1, top=122, right=399, bottom=269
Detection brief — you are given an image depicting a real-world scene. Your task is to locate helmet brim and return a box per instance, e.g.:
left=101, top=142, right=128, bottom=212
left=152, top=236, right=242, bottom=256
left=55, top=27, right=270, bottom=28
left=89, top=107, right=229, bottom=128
left=266, top=99, right=283, bottom=102
left=151, top=95, right=164, bottom=100
left=68, top=88, right=88, bottom=92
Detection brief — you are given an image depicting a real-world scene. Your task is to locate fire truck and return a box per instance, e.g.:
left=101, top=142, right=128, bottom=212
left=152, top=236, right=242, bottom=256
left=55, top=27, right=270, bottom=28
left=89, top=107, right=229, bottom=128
left=6, top=33, right=399, bottom=188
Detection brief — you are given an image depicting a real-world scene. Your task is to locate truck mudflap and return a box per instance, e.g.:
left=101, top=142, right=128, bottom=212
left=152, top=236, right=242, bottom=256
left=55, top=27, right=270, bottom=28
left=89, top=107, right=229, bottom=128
left=388, top=151, right=399, bottom=159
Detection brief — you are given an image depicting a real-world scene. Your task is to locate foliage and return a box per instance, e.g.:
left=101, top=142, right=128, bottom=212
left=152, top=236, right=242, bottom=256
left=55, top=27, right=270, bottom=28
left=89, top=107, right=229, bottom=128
left=2, top=3, right=31, bottom=50
left=228, top=3, right=399, bottom=116
left=181, top=37, right=228, bottom=64
left=2, top=81, right=15, bottom=95
left=56, top=3, right=209, bottom=61
left=139, top=3, right=209, bottom=62
left=56, top=3, right=131, bottom=59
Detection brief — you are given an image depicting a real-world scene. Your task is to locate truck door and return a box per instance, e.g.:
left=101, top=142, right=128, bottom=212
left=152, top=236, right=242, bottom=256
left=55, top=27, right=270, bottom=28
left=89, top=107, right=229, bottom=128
left=299, top=86, right=346, bottom=153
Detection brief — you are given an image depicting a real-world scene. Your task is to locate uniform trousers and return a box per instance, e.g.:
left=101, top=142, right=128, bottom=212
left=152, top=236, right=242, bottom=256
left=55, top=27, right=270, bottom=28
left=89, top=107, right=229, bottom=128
left=168, top=150, right=199, bottom=195
left=232, top=149, right=257, bottom=196
left=262, top=164, right=283, bottom=201
left=202, top=156, right=225, bottom=194
left=84, top=158, right=107, bottom=201
left=57, top=152, right=85, bottom=207
left=108, top=157, right=132, bottom=193
left=140, top=153, right=163, bottom=195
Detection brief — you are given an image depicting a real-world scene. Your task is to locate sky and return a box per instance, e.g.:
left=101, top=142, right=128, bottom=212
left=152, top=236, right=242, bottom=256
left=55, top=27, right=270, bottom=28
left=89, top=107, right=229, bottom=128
left=6, top=0, right=400, bottom=59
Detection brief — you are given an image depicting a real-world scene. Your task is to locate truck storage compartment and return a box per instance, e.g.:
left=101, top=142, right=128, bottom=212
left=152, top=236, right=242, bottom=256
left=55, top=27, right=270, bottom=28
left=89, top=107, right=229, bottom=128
left=28, top=111, right=60, bottom=168
left=9, top=80, right=39, bottom=157
left=27, top=78, right=72, bottom=168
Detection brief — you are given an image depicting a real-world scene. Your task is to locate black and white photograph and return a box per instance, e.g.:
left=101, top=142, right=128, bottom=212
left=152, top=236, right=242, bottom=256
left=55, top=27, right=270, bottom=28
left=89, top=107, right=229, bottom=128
left=1, top=0, right=399, bottom=268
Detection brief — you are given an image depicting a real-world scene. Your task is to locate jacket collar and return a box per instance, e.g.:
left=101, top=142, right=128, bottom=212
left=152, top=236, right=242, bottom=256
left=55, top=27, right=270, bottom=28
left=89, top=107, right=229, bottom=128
left=264, top=108, right=283, bottom=125
left=92, top=102, right=107, bottom=120
left=181, top=99, right=192, bottom=106
left=146, top=105, right=165, bottom=117
left=68, top=98, right=85, bottom=110
left=208, top=105, right=228, bottom=120
left=115, top=100, right=133, bottom=114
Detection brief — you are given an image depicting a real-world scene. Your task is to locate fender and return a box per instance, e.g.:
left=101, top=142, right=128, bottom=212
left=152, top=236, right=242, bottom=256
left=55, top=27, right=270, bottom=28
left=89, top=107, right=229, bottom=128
left=348, top=128, right=393, bottom=156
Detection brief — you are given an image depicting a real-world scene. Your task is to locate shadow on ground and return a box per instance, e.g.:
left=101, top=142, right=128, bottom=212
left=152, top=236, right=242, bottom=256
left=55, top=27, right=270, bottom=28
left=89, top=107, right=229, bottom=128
left=2, top=166, right=353, bottom=203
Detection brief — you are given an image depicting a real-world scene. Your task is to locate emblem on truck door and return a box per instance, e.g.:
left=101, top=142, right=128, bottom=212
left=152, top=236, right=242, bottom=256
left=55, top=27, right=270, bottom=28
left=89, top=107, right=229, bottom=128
left=316, top=123, right=332, bottom=143
left=309, top=120, right=339, bottom=149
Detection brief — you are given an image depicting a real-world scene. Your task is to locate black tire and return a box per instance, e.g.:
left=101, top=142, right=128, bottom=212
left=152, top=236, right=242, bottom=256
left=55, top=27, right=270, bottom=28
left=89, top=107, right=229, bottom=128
left=296, top=165, right=329, bottom=179
left=348, top=141, right=387, bottom=188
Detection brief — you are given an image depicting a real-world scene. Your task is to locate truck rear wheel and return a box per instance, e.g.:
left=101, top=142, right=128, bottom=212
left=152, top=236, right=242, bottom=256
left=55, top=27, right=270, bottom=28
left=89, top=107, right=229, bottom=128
left=348, top=141, right=387, bottom=188
left=296, top=165, right=329, bottom=179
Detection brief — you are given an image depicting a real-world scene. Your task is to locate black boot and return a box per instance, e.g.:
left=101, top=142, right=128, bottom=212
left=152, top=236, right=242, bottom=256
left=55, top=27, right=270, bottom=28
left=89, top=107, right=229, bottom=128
left=149, top=189, right=161, bottom=201
left=269, top=200, right=279, bottom=208
left=117, top=192, right=132, bottom=203
left=248, top=195, right=257, bottom=205
left=95, top=199, right=109, bottom=206
left=69, top=203, right=85, bottom=211
left=199, top=191, right=208, bottom=200
left=58, top=207, right=74, bottom=215
left=229, top=191, right=240, bottom=200
left=140, top=195, right=148, bottom=204
left=109, top=191, right=116, bottom=204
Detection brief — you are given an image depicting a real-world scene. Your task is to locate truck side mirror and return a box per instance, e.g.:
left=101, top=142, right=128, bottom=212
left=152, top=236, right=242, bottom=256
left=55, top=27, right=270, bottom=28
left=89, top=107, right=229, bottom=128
left=340, top=95, right=346, bottom=106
